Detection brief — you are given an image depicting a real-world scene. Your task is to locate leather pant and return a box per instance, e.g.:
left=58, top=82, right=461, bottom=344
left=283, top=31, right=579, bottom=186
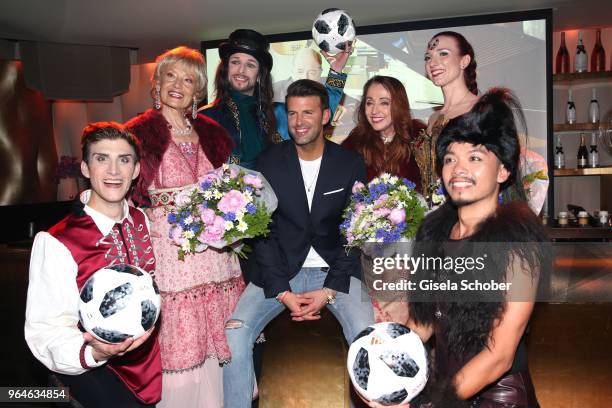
left=471, top=370, right=539, bottom=408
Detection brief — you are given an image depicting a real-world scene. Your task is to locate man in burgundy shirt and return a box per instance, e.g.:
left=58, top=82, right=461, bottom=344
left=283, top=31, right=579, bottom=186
left=25, top=122, right=162, bottom=407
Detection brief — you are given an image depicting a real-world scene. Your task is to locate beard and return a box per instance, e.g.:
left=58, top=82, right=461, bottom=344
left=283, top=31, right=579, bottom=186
left=451, top=198, right=477, bottom=207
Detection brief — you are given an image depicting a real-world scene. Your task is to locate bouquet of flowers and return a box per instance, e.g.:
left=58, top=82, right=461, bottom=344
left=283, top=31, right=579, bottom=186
left=340, top=173, right=427, bottom=251
left=167, top=164, right=277, bottom=260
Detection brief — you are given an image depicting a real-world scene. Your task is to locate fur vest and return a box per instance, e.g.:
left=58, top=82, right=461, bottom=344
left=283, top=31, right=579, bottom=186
left=125, top=109, right=234, bottom=207
left=409, top=201, right=549, bottom=407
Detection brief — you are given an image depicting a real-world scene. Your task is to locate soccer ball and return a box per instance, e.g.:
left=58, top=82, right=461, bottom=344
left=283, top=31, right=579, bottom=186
left=79, top=264, right=161, bottom=344
left=312, top=8, right=356, bottom=54
left=347, top=322, right=428, bottom=405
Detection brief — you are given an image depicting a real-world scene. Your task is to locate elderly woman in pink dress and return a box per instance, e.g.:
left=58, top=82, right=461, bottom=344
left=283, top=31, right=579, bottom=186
left=125, top=46, right=243, bottom=408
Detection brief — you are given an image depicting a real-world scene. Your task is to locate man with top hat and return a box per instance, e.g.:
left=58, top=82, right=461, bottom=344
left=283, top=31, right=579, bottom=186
left=201, top=28, right=352, bottom=170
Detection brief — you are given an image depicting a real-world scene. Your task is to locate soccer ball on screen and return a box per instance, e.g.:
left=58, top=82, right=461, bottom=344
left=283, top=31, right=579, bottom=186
left=79, top=264, right=161, bottom=344
left=347, top=322, right=428, bottom=406
left=312, top=8, right=356, bottom=54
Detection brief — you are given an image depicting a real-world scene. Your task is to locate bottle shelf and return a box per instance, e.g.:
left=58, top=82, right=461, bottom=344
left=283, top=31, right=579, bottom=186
left=553, top=71, right=612, bottom=82
left=553, top=123, right=611, bottom=133
left=554, top=166, right=612, bottom=177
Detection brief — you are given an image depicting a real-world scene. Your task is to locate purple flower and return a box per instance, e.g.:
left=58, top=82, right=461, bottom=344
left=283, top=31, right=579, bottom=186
left=246, top=203, right=257, bottom=214
left=403, top=179, right=417, bottom=190
left=167, top=212, right=178, bottom=224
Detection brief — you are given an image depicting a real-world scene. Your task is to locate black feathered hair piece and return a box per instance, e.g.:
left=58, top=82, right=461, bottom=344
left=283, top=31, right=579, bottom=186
left=436, top=87, right=527, bottom=203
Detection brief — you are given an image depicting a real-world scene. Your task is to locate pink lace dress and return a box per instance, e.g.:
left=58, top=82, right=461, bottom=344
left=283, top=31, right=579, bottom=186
left=148, top=141, right=244, bottom=408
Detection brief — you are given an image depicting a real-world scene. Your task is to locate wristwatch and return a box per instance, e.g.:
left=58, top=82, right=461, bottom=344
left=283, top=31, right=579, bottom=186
left=323, top=287, right=336, bottom=305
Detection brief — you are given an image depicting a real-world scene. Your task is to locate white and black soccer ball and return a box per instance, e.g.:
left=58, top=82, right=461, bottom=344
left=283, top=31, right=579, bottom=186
left=347, top=322, right=428, bottom=406
left=79, top=264, right=161, bottom=344
left=312, top=8, right=356, bottom=54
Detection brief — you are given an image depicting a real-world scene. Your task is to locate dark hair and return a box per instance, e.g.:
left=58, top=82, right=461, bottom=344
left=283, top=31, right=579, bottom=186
left=436, top=87, right=526, bottom=201
left=285, top=79, right=330, bottom=112
left=347, top=76, right=416, bottom=177
left=213, top=56, right=277, bottom=144
left=430, top=31, right=478, bottom=95
left=81, top=122, right=141, bottom=163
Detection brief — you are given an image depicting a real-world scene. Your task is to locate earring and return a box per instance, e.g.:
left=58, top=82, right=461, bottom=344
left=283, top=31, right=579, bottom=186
left=154, top=85, right=161, bottom=110
left=192, top=97, right=197, bottom=119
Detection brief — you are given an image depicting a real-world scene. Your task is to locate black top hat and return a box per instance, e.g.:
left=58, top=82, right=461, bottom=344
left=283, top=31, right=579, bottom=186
left=219, top=29, right=273, bottom=70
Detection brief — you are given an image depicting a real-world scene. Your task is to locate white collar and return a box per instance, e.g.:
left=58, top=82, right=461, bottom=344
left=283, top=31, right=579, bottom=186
left=80, top=190, right=133, bottom=236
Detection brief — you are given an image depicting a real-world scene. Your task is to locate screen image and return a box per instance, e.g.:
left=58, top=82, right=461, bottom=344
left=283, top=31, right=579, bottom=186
left=203, top=11, right=549, bottom=168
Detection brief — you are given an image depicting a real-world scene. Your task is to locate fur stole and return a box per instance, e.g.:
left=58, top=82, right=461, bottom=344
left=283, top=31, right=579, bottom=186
left=125, top=109, right=234, bottom=206
left=409, top=201, right=548, bottom=406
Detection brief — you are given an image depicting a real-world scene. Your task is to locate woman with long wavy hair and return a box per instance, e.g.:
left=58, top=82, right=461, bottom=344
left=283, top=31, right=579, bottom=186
left=343, top=75, right=424, bottom=189
left=343, top=75, right=425, bottom=325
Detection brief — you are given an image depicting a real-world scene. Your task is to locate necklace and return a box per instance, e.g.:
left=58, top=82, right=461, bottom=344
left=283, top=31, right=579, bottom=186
left=167, top=115, right=193, bottom=136
left=381, top=133, right=394, bottom=144
left=306, top=166, right=320, bottom=193
left=442, top=90, right=472, bottom=119
left=300, top=159, right=321, bottom=193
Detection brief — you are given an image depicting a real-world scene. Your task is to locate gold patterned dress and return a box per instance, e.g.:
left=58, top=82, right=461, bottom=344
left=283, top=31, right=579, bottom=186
left=410, top=113, right=449, bottom=204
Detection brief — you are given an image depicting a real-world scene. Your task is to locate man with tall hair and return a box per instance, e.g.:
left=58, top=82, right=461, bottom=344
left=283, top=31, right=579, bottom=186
left=361, top=89, right=547, bottom=407
left=201, top=28, right=351, bottom=170
left=223, top=79, right=374, bottom=407
left=25, top=122, right=162, bottom=407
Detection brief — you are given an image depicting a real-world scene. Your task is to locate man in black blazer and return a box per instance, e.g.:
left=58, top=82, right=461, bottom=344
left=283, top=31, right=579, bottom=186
left=223, top=79, right=374, bottom=407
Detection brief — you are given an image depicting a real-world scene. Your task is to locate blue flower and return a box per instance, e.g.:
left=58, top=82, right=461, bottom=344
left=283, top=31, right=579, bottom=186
left=245, top=186, right=253, bottom=194
left=403, top=179, right=417, bottom=190
left=395, top=221, right=407, bottom=233
left=200, top=180, right=212, bottom=190
left=167, top=212, right=178, bottom=224
left=498, top=194, right=504, bottom=204
left=375, top=229, right=386, bottom=240
left=353, top=193, right=364, bottom=203
left=435, top=184, right=446, bottom=195
left=224, top=212, right=236, bottom=221
left=340, top=219, right=351, bottom=231
left=246, top=203, right=257, bottom=214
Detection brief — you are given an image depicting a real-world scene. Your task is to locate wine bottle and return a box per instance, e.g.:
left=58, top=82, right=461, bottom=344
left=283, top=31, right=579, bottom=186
left=589, top=88, right=600, bottom=124
left=589, top=132, right=599, bottom=168
left=577, top=133, right=588, bottom=168
left=555, top=32, right=570, bottom=74
left=591, top=29, right=606, bottom=72
left=566, top=88, right=576, bottom=124
left=554, top=135, right=565, bottom=169
left=575, top=31, right=588, bottom=73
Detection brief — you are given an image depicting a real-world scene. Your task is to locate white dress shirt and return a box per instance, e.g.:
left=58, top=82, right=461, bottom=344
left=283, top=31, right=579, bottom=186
left=24, top=192, right=147, bottom=375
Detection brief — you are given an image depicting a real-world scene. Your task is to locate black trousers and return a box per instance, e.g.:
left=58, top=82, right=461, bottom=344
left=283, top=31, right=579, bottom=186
left=55, top=367, right=154, bottom=408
